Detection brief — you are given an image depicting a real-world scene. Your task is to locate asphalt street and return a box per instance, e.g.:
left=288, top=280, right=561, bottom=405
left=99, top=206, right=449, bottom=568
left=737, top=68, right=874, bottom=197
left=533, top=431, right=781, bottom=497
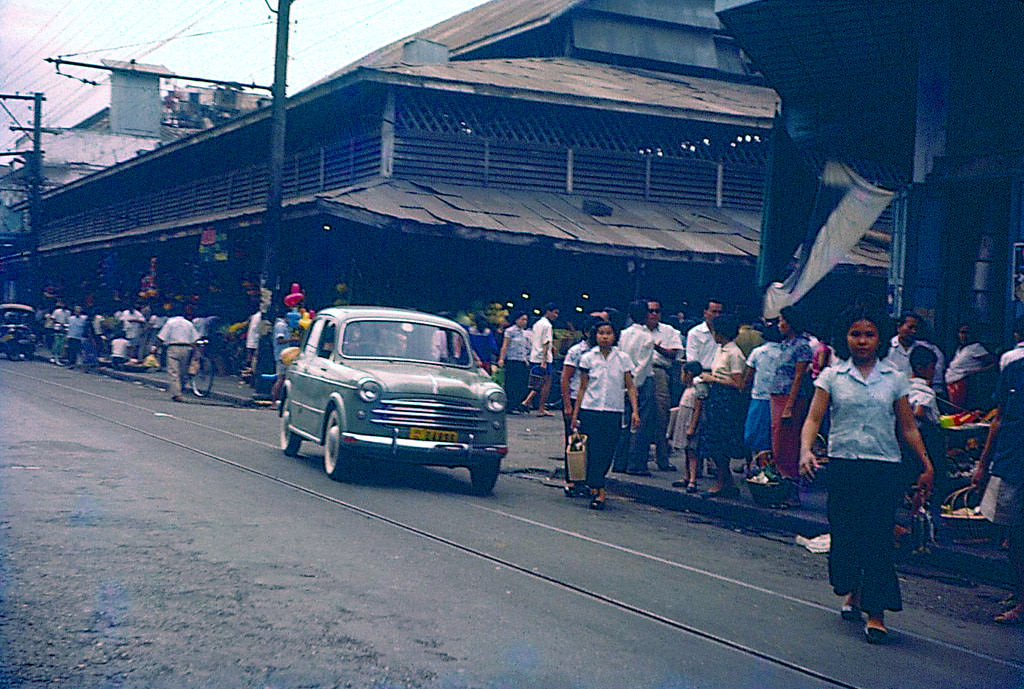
left=1, top=360, right=1021, bottom=688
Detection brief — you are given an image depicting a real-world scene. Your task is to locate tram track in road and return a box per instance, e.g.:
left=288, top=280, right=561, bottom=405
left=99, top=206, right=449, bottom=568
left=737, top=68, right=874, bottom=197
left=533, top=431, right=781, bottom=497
left=4, top=367, right=1023, bottom=687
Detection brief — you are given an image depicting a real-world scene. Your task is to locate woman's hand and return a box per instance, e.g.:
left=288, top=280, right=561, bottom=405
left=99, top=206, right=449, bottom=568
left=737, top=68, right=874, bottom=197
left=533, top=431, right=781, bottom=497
left=781, top=403, right=794, bottom=420
left=571, top=417, right=580, bottom=432
left=799, top=448, right=824, bottom=478
left=915, top=467, right=934, bottom=497
left=971, top=459, right=988, bottom=487
left=630, top=411, right=641, bottom=430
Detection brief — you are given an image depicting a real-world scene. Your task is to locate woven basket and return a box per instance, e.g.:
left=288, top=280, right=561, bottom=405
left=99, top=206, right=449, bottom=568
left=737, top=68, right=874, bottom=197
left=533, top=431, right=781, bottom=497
left=746, top=478, right=789, bottom=507
left=527, top=365, right=548, bottom=391
left=940, top=486, right=997, bottom=544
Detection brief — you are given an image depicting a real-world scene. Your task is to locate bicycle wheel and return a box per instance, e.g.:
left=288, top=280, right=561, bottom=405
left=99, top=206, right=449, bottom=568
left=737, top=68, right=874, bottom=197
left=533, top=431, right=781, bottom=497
left=191, top=356, right=215, bottom=397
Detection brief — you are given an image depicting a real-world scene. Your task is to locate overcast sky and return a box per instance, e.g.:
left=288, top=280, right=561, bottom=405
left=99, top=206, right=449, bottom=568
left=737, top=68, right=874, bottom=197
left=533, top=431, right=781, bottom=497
left=0, top=0, right=490, bottom=152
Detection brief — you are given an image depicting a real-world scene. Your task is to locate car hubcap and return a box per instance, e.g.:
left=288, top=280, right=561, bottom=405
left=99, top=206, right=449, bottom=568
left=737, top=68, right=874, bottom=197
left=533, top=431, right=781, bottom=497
left=325, top=418, right=339, bottom=474
left=279, top=406, right=291, bottom=449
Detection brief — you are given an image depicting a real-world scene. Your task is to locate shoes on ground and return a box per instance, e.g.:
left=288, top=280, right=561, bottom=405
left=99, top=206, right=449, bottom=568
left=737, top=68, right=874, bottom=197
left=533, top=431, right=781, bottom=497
left=994, top=608, right=1024, bottom=625
left=686, top=483, right=699, bottom=494
left=171, top=395, right=184, bottom=402
left=864, top=624, right=889, bottom=644
left=840, top=604, right=863, bottom=622
left=702, top=486, right=739, bottom=499
left=656, top=464, right=678, bottom=472
left=625, top=470, right=653, bottom=477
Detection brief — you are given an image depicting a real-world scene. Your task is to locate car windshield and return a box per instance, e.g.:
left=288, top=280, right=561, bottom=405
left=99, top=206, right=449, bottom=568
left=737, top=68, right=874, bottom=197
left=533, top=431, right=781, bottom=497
left=341, top=320, right=471, bottom=366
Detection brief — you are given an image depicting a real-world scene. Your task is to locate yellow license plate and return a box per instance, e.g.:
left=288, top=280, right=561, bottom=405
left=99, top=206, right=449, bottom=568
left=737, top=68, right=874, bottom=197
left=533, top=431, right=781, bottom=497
left=409, top=427, right=459, bottom=442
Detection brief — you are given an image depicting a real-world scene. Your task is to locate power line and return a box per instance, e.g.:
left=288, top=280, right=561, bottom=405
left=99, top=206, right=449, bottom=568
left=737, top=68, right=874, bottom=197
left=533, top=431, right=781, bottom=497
left=0, top=99, right=26, bottom=131
left=58, top=21, right=275, bottom=58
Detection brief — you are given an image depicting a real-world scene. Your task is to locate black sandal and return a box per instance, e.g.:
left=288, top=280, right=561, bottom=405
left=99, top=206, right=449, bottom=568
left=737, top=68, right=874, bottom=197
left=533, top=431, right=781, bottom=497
left=589, top=497, right=605, bottom=510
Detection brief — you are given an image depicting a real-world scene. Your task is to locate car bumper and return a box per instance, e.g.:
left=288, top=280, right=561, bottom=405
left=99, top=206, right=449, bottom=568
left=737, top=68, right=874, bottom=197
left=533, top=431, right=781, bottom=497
left=340, top=431, right=506, bottom=466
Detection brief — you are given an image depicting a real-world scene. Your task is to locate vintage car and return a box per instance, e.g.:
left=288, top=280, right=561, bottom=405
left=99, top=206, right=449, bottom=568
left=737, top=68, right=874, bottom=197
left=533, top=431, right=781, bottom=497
left=278, top=307, right=508, bottom=494
left=0, top=303, right=38, bottom=361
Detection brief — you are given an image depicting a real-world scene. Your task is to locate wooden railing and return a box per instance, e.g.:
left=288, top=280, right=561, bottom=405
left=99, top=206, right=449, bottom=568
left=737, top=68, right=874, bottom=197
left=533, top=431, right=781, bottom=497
left=42, top=133, right=381, bottom=246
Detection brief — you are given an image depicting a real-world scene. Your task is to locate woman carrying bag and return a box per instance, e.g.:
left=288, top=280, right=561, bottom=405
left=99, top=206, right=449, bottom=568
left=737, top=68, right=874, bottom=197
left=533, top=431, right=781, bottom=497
left=571, top=321, right=640, bottom=510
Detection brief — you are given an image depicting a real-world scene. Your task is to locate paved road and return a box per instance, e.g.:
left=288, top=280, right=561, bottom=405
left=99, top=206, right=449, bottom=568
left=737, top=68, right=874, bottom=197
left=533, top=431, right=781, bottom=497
left=1, top=361, right=1021, bottom=688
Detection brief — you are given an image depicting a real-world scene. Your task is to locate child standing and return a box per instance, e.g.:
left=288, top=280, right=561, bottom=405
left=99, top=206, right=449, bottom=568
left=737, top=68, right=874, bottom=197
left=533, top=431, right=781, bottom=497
left=742, top=325, right=783, bottom=474
left=571, top=321, right=640, bottom=510
left=670, top=360, right=706, bottom=493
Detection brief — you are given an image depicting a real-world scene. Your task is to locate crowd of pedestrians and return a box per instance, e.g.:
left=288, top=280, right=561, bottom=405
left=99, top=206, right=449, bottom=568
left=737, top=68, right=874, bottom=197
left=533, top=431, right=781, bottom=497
left=25, top=292, right=1024, bottom=634
left=488, top=296, right=1024, bottom=637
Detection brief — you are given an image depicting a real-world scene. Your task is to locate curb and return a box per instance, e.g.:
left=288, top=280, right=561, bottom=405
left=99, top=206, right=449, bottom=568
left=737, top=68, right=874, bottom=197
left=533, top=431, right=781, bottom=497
left=94, top=366, right=259, bottom=408
left=605, top=474, right=1013, bottom=588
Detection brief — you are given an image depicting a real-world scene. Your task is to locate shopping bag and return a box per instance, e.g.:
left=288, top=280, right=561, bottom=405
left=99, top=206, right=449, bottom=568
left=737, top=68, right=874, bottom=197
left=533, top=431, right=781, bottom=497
left=565, top=432, right=588, bottom=482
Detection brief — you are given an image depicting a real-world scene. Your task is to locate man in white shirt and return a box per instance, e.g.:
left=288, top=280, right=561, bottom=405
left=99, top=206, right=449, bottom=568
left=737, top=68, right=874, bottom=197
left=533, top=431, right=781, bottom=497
left=118, top=304, right=146, bottom=359
left=1000, top=317, right=1024, bottom=371
left=522, top=303, right=558, bottom=416
left=157, top=308, right=200, bottom=402
left=614, top=300, right=682, bottom=474
left=685, top=298, right=723, bottom=371
left=885, top=312, right=945, bottom=393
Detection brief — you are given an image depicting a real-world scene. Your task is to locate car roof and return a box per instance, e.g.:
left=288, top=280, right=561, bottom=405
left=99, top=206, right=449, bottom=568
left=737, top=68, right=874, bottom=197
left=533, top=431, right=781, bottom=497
left=0, top=303, right=34, bottom=312
left=316, top=306, right=464, bottom=330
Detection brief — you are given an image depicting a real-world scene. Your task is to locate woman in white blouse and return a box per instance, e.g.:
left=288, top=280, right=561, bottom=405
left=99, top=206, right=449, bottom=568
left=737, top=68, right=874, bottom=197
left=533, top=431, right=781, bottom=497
left=571, top=321, right=640, bottom=510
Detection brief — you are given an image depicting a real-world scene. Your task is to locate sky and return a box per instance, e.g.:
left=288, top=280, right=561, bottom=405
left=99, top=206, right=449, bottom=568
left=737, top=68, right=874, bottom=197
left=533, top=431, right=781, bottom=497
left=0, top=0, right=491, bottom=152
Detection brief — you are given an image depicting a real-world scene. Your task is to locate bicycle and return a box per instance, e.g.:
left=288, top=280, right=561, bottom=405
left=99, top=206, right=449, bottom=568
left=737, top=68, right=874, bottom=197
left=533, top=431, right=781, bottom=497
left=185, top=338, right=215, bottom=397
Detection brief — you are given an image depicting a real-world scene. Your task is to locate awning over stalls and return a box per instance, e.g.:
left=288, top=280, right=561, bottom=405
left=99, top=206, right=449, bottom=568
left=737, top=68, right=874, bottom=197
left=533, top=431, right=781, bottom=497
left=316, top=178, right=887, bottom=272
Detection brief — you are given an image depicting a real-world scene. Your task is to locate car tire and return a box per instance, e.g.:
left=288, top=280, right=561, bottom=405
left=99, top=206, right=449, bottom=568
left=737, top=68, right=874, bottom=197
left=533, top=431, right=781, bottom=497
left=279, top=399, right=302, bottom=457
left=469, top=458, right=500, bottom=496
left=323, top=409, right=349, bottom=480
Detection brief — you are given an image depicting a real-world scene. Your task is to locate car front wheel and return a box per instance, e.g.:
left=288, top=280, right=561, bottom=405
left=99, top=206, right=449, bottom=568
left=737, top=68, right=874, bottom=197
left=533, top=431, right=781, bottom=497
left=279, top=399, right=302, bottom=457
left=323, top=409, right=349, bottom=480
left=469, top=458, right=500, bottom=496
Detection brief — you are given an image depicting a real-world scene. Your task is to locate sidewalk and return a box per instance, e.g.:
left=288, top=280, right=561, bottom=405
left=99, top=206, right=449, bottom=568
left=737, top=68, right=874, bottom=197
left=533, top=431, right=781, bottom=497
left=501, top=412, right=1014, bottom=589
left=85, top=361, right=1014, bottom=588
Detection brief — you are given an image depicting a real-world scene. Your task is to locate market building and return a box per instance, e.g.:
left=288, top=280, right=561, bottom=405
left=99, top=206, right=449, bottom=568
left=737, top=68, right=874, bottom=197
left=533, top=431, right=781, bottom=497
left=2, top=0, right=890, bottom=319
left=718, top=0, right=1024, bottom=352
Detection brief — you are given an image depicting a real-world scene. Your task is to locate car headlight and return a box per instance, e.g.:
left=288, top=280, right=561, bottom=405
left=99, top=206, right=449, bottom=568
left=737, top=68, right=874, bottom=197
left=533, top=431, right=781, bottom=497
left=357, top=379, right=382, bottom=403
left=486, top=389, right=507, bottom=413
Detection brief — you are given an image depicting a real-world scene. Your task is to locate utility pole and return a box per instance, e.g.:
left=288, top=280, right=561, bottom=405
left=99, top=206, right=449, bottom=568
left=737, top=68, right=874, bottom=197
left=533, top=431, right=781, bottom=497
left=28, top=92, right=43, bottom=306
left=255, top=0, right=293, bottom=393
left=1, top=92, right=45, bottom=305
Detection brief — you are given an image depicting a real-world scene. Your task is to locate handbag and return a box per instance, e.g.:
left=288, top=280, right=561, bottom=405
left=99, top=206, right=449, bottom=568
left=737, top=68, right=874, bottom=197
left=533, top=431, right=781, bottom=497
left=565, top=432, right=588, bottom=483
left=527, top=364, right=548, bottom=391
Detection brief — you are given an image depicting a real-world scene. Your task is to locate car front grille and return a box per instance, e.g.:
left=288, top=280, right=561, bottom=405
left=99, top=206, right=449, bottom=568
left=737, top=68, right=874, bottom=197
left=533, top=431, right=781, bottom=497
left=370, top=398, right=486, bottom=432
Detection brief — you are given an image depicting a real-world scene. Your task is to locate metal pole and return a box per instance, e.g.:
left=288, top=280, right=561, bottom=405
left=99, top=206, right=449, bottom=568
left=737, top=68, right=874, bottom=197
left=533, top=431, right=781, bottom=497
left=28, top=92, right=43, bottom=306
left=255, top=0, right=292, bottom=392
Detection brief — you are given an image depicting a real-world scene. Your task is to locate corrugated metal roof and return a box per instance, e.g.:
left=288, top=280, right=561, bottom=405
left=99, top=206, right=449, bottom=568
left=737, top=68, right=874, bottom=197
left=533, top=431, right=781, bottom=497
left=309, top=0, right=584, bottom=89
left=365, top=58, right=778, bottom=123
left=317, top=178, right=885, bottom=271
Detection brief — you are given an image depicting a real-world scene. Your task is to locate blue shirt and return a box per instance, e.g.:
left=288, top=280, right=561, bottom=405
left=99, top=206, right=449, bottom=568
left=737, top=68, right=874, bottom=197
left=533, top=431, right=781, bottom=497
left=814, top=358, right=910, bottom=463
left=273, top=318, right=290, bottom=362
left=502, top=325, right=530, bottom=363
left=989, top=358, right=1024, bottom=485
left=769, top=334, right=813, bottom=396
left=66, top=314, right=89, bottom=340
left=746, top=342, right=782, bottom=401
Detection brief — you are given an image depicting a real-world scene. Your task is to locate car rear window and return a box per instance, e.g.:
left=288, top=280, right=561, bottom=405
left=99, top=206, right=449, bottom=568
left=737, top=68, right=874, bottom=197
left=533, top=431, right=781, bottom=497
left=341, top=320, right=471, bottom=366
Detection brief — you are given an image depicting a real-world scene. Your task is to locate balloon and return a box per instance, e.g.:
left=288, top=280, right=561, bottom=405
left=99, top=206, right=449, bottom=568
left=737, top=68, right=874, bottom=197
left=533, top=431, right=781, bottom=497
left=298, top=316, right=311, bottom=330
left=283, top=292, right=303, bottom=308
left=286, top=311, right=301, bottom=328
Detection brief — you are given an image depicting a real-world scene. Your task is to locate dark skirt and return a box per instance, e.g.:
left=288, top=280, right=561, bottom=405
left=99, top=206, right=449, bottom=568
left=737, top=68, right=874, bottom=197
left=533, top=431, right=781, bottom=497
left=504, top=359, right=529, bottom=409
left=826, top=459, right=903, bottom=615
left=697, top=383, right=744, bottom=460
